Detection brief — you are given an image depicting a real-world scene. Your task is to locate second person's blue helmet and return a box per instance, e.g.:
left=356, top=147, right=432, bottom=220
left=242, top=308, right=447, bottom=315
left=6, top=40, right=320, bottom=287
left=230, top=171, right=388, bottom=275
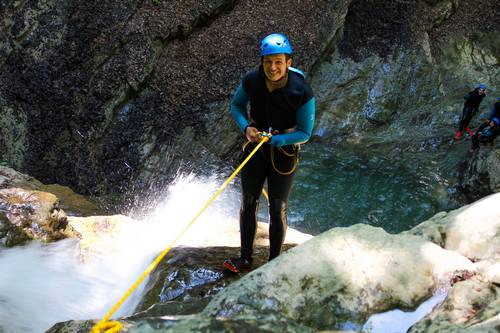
left=260, top=33, right=292, bottom=57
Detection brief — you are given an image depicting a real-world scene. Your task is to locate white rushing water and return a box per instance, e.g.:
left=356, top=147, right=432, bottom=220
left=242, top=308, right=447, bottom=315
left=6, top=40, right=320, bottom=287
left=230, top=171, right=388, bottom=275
left=362, top=290, right=448, bottom=333
left=0, top=173, right=240, bottom=333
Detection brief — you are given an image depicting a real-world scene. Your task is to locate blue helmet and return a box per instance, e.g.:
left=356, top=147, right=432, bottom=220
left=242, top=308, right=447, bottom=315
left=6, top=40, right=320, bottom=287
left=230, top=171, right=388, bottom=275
left=260, top=33, right=292, bottom=56
left=492, top=117, right=500, bottom=126
left=479, top=83, right=487, bottom=89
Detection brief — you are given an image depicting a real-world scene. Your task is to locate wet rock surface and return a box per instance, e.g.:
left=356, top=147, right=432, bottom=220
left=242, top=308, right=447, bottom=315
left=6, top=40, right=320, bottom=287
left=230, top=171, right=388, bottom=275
left=0, top=166, right=104, bottom=216
left=135, top=244, right=296, bottom=314
left=408, top=277, right=500, bottom=333
left=0, top=187, right=77, bottom=246
left=457, top=147, right=500, bottom=202
left=0, top=0, right=349, bottom=198
left=1, top=0, right=498, bottom=202
left=43, top=194, right=499, bottom=332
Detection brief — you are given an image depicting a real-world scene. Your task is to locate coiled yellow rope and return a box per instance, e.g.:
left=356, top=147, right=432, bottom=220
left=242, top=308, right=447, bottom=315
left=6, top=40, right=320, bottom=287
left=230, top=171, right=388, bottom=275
left=243, top=140, right=299, bottom=176
left=90, top=136, right=269, bottom=333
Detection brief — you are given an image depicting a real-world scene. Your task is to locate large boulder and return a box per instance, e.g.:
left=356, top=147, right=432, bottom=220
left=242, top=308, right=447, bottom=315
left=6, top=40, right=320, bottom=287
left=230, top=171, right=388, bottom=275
left=406, top=193, right=500, bottom=331
left=407, top=192, right=500, bottom=263
left=200, top=224, right=474, bottom=330
left=0, top=0, right=351, bottom=196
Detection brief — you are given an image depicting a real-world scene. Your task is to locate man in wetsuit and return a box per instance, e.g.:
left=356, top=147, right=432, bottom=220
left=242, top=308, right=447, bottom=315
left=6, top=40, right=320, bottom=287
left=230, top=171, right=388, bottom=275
left=223, top=33, right=315, bottom=273
left=471, top=97, right=500, bottom=151
left=455, top=84, right=487, bottom=140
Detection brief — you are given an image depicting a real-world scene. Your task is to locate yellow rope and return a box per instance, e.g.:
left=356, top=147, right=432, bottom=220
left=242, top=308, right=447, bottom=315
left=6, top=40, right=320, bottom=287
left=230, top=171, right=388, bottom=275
left=244, top=135, right=300, bottom=175
left=270, top=145, right=300, bottom=176
left=90, top=137, right=269, bottom=333
left=242, top=141, right=269, bottom=203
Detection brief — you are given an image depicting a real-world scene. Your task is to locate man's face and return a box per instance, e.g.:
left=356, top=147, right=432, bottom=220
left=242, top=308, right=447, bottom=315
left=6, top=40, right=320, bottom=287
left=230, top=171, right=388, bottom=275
left=479, top=88, right=486, bottom=95
left=262, top=53, right=292, bottom=82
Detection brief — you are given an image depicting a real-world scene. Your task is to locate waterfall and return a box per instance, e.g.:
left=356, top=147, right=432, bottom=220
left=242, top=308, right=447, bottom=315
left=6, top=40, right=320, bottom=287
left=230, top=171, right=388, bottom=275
left=0, top=173, right=240, bottom=333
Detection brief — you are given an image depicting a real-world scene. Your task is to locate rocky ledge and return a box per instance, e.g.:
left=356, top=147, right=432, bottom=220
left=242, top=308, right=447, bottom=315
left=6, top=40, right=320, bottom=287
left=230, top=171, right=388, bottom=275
left=48, top=196, right=499, bottom=332
left=0, top=166, right=497, bottom=332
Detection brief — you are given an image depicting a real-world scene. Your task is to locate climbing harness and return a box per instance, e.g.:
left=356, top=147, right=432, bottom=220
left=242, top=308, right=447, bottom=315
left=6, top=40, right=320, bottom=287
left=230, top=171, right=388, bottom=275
left=271, top=145, right=300, bottom=175
left=90, top=135, right=270, bottom=333
left=242, top=139, right=300, bottom=176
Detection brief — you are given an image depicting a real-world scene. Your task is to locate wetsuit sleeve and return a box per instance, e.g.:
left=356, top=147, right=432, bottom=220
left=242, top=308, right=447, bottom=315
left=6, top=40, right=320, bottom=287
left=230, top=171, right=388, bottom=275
left=270, top=97, right=316, bottom=147
left=230, top=82, right=250, bottom=133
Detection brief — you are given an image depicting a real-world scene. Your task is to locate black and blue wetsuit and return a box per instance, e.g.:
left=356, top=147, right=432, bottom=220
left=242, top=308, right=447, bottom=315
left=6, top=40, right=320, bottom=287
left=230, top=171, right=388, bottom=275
left=231, top=66, right=315, bottom=261
left=489, top=101, right=500, bottom=121
left=459, top=88, right=486, bottom=132
left=472, top=101, right=500, bottom=150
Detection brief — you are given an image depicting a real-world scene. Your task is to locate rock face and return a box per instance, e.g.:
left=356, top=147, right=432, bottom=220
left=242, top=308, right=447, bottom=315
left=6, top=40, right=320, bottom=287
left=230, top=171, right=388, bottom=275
left=0, top=0, right=349, bottom=197
left=0, top=187, right=77, bottom=246
left=0, top=166, right=104, bottom=246
left=457, top=148, right=500, bottom=201
left=1, top=0, right=498, bottom=201
left=312, top=5, right=499, bottom=143
left=310, top=0, right=499, bottom=203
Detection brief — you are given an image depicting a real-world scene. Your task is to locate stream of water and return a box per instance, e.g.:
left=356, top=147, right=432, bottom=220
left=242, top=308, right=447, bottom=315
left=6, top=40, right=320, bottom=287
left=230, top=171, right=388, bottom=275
left=0, top=142, right=465, bottom=332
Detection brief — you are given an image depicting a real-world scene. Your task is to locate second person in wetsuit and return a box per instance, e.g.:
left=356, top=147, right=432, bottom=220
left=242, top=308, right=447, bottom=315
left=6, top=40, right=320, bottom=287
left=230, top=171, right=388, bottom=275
left=455, top=84, right=487, bottom=140
left=223, top=33, right=315, bottom=273
left=471, top=97, right=500, bottom=151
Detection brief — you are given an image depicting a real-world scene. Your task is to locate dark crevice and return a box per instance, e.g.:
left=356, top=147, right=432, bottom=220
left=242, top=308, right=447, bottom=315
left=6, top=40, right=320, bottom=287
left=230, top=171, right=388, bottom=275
left=338, top=0, right=417, bottom=61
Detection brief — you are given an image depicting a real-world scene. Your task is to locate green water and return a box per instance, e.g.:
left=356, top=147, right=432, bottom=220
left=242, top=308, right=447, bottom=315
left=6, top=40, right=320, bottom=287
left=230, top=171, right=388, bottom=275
left=285, top=141, right=467, bottom=235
